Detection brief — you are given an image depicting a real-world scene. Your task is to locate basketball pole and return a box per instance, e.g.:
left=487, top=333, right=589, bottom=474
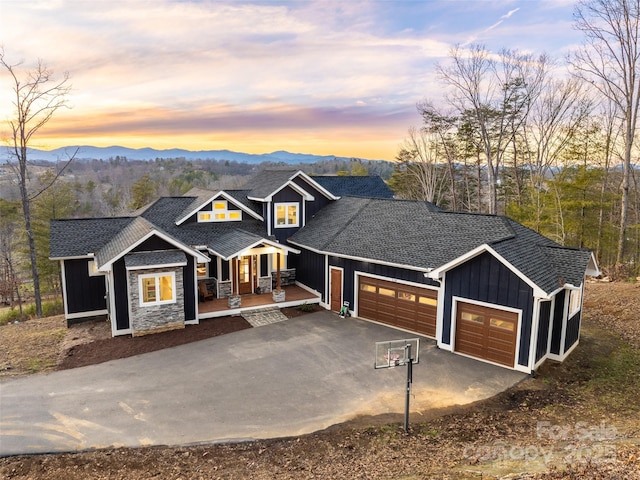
left=404, top=343, right=413, bottom=433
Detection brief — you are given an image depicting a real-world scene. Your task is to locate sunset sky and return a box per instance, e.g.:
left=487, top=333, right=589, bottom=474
left=0, top=0, right=582, bottom=161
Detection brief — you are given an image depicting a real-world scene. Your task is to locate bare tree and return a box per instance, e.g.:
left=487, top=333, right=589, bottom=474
left=571, top=0, right=640, bottom=270
left=522, top=77, right=592, bottom=230
left=1, top=49, right=73, bottom=317
left=391, top=126, right=448, bottom=203
left=436, top=45, right=549, bottom=214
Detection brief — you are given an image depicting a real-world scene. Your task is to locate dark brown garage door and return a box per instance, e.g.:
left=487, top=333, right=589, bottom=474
left=455, top=302, right=518, bottom=367
left=358, top=277, right=437, bottom=337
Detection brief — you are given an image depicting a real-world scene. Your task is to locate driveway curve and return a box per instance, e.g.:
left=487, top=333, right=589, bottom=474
left=0, top=311, right=525, bottom=456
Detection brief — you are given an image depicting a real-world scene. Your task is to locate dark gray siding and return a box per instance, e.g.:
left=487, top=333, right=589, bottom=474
left=64, top=259, right=107, bottom=314
left=272, top=186, right=303, bottom=243
left=328, top=256, right=438, bottom=308
left=550, top=290, right=566, bottom=355
left=443, top=251, right=534, bottom=367
left=113, top=259, right=129, bottom=330
left=536, top=300, right=552, bottom=362
left=292, top=176, right=332, bottom=219
left=133, top=236, right=175, bottom=252
left=564, top=311, right=581, bottom=353
left=183, top=255, right=196, bottom=321
left=291, top=248, right=325, bottom=294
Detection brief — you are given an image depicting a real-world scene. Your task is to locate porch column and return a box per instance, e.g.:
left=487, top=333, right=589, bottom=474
left=276, top=252, right=282, bottom=291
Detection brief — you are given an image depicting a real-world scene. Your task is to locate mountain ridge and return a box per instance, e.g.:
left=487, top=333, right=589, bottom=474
left=1, top=145, right=385, bottom=164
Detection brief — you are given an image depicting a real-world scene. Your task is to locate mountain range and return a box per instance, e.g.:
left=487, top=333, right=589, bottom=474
left=0, top=146, right=380, bottom=164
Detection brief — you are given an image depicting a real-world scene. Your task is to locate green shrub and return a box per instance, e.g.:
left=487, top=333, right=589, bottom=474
left=0, top=299, right=64, bottom=325
left=298, top=302, right=315, bottom=312
left=42, top=300, right=64, bottom=317
left=0, top=308, right=25, bottom=325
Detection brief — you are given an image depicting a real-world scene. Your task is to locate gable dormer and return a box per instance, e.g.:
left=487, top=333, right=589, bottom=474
left=241, top=169, right=339, bottom=240
left=175, top=189, right=263, bottom=226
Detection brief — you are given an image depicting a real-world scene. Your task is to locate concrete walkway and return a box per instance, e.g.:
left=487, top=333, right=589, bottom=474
left=0, top=311, right=525, bottom=457
left=241, top=306, right=289, bottom=327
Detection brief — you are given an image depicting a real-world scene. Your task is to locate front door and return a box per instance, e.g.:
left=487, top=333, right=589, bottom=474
left=330, top=267, right=343, bottom=311
left=238, top=256, right=253, bottom=294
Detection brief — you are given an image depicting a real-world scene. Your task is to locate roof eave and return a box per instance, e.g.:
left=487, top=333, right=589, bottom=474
left=425, top=243, right=548, bottom=298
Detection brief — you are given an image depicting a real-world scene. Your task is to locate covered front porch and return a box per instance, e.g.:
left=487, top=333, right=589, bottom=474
left=197, top=284, right=321, bottom=319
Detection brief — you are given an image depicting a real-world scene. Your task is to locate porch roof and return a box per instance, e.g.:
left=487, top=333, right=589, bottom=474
left=206, top=228, right=300, bottom=260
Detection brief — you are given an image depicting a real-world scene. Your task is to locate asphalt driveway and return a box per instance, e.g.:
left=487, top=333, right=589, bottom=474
left=0, top=311, right=525, bottom=456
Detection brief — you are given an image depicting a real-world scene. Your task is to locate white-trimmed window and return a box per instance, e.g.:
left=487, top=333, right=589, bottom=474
left=88, top=260, right=105, bottom=276
left=197, top=262, right=207, bottom=278
left=568, top=288, right=582, bottom=317
left=275, top=202, right=299, bottom=227
left=198, top=200, right=241, bottom=222
left=139, top=272, right=176, bottom=306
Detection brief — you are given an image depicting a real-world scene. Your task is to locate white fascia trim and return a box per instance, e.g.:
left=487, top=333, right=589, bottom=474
left=293, top=171, right=339, bottom=200
left=248, top=179, right=315, bottom=203
left=66, top=309, right=108, bottom=320
left=60, top=261, right=69, bottom=318
left=209, top=239, right=300, bottom=262
left=175, top=190, right=263, bottom=225
left=356, top=271, right=440, bottom=291
left=288, top=240, right=430, bottom=274
left=125, top=261, right=188, bottom=271
left=425, top=243, right=547, bottom=298
left=50, top=254, right=93, bottom=260
left=98, top=230, right=210, bottom=271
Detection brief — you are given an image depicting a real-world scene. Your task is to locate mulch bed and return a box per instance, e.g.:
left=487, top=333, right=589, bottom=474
left=59, top=316, right=251, bottom=370
left=59, top=304, right=324, bottom=370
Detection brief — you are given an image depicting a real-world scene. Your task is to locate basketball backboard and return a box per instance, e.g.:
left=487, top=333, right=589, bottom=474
left=374, top=338, right=420, bottom=369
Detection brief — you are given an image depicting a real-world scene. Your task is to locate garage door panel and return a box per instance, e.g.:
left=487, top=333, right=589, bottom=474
left=357, top=277, right=437, bottom=338
left=455, top=301, right=518, bottom=367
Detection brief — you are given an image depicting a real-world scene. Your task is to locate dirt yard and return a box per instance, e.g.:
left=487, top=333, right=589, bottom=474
left=1, top=284, right=639, bottom=479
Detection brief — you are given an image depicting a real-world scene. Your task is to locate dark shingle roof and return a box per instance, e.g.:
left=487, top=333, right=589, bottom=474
left=312, top=175, right=394, bottom=198
left=289, top=197, right=511, bottom=269
left=290, top=197, right=592, bottom=295
left=241, top=169, right=299, bottom=199
left=50, top=217, right=135, bottom=258
left=95, top=217, right=157, bottom=268
left=124, top=250, right=187, bottom=268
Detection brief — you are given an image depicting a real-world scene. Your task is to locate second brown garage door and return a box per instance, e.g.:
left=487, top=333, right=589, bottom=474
left=455, top=301, right=519, bottom=367
left=358, top=277, right=437, bottom=337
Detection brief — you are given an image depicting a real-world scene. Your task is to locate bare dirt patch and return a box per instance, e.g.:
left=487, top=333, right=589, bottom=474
left=1, top=284, right=640, bottom=479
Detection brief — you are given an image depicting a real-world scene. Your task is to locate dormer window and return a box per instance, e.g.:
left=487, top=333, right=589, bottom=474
left=198, top=200, right=242, bottom=222
left=275, top=202, right=299, bottom=228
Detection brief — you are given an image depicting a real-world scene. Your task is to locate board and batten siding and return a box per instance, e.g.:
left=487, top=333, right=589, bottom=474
left=564, top=310, right=581, bottom=353
left=290, top=248, right=325, bottom=295
left=183, top=255, right=196, bottom=321
left=549, top=289, right=566, bottom=356
left=63, top=258, right=107, bottom=315
left=272, top=185, right=304, bottom=243
left=113, top=259, right=130, bottom=331
left=443, top=251, right=534, bottom=368
left=328, top=256, right=438, bottom=309
left=291, top=177, right=332, bottom=218
left=536, top=300, right=552, bottom=363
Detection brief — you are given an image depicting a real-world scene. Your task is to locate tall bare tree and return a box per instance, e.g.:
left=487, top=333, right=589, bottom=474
left=1, top=49, right=73, bottom=317
left=436, top=44, right=548, bottom=214
left=571, top=0, right=640, bottom=270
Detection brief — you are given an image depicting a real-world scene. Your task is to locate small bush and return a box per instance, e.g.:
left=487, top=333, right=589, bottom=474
left=0, top=299, right=64, bottom=325
left=0, top=308, right=25, bottom=326
left=42, top=300, right=64, bottom=317
left=298, top=302, right=315, bottom=312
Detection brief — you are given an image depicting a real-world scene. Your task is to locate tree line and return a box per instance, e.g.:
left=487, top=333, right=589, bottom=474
left=388, top=0, right=640, bottom=278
